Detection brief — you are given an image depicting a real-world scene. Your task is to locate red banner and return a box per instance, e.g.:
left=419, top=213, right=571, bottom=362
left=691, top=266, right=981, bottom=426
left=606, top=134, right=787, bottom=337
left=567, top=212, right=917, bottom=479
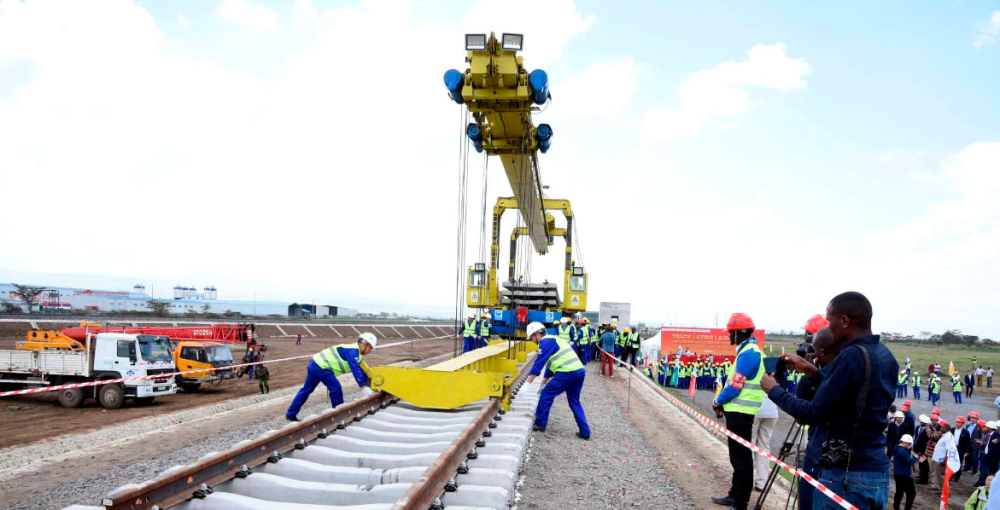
left=661, top=326, right=766, bottom=356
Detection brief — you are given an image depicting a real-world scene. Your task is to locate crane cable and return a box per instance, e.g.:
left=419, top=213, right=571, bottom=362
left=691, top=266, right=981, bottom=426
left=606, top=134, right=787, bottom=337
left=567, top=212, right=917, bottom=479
left=453, top=106, right=472, bottom=357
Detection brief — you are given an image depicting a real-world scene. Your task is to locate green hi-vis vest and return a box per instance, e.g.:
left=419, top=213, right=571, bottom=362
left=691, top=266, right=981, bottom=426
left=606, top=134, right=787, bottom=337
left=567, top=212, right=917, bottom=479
left=914, top=376, right=921, bottom=386
left=545, top=335, right=584, bottom=373
left=480, top=320, right=490, bottom=337
left=629, top=332, right=641, bottom=349
left=953, top=377, right=963, bottom=391
left=558, top=324, right=574, bottom=342
left=898, top=374, right=908, bottom=385
left=616, top=331, right=627, bottom=346
left=463, top=320, right=477, bottom=337
left=579, top=325, right=592, bottom=345
left=722, top=340, right=767, bottom=416
left=930, top=380, right=941, bottom=393
left=313, top=344, right=358, bottom=376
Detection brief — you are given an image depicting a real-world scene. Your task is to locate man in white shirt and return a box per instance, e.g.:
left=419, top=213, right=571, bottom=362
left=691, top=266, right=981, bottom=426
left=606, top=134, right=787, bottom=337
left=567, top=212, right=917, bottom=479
left=932, top=421, right=955, bottom=491
left=978, top=367, right=985, bottom=387
left=752, top=396, right=780, bottom=491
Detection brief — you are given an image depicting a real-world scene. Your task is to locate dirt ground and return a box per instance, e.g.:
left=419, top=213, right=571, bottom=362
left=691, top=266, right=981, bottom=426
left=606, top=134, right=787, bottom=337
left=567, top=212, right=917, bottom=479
left=0, top=335, right=458, bottom=449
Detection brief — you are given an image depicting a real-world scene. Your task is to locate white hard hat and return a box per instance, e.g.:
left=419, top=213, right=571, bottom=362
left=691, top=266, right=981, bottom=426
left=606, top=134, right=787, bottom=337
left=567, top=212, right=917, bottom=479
left=913, top=371, right=919, bottom=375
left=468, top=314, right=475, bottom=319
left=919, top=415, right=930, bottom=424
left=894, top=411, right=905, bottom=418
left=560, top=317, right=569, bottom=324
left=899, top=434, right=914, bottom=444
left=359, top=332, right=378, bottom=348
left=526, top=322, right=546, bottom=338
left=989, top=421, right=998, bottom=429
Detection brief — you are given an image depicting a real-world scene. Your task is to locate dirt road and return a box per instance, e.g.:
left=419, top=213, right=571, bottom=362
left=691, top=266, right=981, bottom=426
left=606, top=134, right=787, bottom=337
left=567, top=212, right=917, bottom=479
left=0, top=335, right=457, bottom=449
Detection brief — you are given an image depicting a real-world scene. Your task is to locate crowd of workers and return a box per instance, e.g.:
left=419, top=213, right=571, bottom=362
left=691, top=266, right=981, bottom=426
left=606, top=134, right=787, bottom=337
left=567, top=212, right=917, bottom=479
left=896, top=362, right=995, bottom=405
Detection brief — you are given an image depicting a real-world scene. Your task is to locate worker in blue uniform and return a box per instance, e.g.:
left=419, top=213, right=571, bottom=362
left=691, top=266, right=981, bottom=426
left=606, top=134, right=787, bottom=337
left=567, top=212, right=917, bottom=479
left=478, top=313, right=491, bottom=349
left=286, top=333, right=376, bottom=422
left=462, top=314, right=477, bottom=353
left=525, top=321, right=591, bottom=440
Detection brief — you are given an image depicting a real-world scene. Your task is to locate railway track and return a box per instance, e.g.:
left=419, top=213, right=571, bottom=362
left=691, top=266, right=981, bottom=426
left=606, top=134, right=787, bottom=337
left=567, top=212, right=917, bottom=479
left=63, top=356, right=538, bottom=510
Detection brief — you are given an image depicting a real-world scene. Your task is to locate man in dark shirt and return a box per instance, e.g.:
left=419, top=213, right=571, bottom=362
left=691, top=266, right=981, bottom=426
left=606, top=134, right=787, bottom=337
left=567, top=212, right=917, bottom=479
left=761, top=292, right=897, bottom=510
left=792, top=327, right=840, bottom=510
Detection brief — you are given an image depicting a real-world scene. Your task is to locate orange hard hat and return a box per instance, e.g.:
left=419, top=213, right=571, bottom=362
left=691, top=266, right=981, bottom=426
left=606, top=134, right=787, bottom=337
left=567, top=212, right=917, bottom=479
left=803, top=314, right=829, bottom=333
left=725, top=313, right=755, bottom=331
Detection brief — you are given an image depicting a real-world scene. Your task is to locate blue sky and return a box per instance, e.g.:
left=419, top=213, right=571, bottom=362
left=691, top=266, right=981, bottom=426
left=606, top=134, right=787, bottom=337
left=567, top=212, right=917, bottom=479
left=1, top=0, right=998, bottom=337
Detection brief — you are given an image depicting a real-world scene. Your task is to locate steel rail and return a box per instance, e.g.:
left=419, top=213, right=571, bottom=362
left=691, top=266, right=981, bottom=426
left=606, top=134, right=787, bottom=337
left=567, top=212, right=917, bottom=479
left=392, top=353, right=535, bottom=510
left=102, top=391, right=395, bottom=510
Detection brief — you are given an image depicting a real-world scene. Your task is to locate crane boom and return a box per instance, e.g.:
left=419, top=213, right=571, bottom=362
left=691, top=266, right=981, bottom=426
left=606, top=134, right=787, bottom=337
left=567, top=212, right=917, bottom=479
left=444, top=32, right=553, bottom=253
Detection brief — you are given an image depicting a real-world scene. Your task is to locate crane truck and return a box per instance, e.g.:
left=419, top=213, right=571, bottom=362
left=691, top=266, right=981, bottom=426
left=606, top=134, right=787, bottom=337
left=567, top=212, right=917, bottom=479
left=1, top=333, right=177, bottom=409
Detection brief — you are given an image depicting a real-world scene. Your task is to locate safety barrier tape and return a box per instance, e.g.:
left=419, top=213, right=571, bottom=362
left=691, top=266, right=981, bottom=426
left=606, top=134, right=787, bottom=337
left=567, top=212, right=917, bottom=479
left=597, top=348, right=860, bottom=510
left=0, top=334, right=452, bottom=398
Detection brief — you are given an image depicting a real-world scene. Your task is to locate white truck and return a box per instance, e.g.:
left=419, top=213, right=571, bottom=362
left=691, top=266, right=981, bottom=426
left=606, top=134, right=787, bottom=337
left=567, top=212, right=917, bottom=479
left=0, top=333, right=178, bottom=409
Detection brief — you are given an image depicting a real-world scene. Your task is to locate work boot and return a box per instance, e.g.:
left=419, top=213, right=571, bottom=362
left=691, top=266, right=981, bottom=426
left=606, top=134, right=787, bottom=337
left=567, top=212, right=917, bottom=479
left=711, top=496, right=735, bottom=506
left=576, top=433, right=590, bottom=440
left=285, top=416, right=300, bottom=423
left=532, top=424, right=546, bottom=432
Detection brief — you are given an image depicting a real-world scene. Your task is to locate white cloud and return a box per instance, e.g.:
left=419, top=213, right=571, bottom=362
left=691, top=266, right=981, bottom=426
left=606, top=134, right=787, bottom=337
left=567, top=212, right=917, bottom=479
left=178, top=13, right=191, bottom=28
left=641, top=43, right=811, bottom=141
left=973, top=11, right=1000, bottom=49
left=554, top=57, right=639, bottom=119
left=218, top=0, right=277, bottom=35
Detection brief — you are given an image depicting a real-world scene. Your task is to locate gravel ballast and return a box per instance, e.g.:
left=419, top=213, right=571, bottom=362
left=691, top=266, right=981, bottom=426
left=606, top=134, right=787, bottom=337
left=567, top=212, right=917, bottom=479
left=515, top=365, right=696, bottom=510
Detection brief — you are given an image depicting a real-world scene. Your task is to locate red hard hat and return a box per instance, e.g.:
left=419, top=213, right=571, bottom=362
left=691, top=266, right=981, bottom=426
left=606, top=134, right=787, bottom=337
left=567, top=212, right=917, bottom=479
left=938, top=419, right=949, bottom=427
left=904, top=400, right=912, bottom=407
left=931, top=413, right=940, bottom=420
left=803, top=314, right=829, bottom=333
left=933, top=408, right=942, bottom=415
left=725, top=313, right=755, bottom=331
left=956, top=416, right=966, bottom=423
left=970, top=412, right=981, bottom=420
left=979, top=420, right=987, bottom=428
left=899, top=405, right=909, bottom=412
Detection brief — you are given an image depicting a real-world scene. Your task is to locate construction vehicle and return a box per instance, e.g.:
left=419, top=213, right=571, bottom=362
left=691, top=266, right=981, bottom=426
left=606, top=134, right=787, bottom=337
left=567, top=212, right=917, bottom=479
left=0, top=333, right=177, bottom=409
left=446, top=33, right=588, bottom=338
left=59, top=322, right=255, bottom=345
left=170, top=340, right=236, bottom=392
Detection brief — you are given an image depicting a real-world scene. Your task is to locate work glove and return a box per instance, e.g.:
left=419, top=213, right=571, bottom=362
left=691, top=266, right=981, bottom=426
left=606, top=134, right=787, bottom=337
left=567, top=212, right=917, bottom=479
left=360, top=387, right=375, bottom=398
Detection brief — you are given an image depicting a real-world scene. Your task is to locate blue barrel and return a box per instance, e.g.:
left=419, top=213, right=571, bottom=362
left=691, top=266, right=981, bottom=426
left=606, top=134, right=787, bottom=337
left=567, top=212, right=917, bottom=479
left=529, top=69, right=549, bottom=105
left=444, top=69, right=464, bottom=104
left=536, top=124, right=553, bottom=153
left=467, top=123, right=484, bottom=153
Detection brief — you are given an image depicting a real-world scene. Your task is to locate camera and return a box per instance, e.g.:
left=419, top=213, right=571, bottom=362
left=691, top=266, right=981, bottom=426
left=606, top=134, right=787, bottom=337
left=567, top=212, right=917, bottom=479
left=819, top=439, right=852, bottom=469
left=796, top=342, right=814, bottom=358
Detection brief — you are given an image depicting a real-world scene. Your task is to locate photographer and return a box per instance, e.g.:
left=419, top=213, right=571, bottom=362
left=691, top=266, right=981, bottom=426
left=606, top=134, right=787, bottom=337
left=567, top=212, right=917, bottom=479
left=760, top=292, right=897, bottom=510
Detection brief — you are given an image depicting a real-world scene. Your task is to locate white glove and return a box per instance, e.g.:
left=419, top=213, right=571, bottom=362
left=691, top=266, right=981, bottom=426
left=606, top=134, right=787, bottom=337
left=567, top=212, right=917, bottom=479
left=360, top=387, right=375, bottom=398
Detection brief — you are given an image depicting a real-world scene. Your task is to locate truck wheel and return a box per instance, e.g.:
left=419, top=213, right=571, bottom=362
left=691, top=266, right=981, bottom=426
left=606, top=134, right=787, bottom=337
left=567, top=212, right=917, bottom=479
left=98, top=384, right=125, bottom=410
left=180, top=383, right=201, bottom=393
left=133, top=397, right=155, bottom=406
left=57, top=387, right=85, bottom=408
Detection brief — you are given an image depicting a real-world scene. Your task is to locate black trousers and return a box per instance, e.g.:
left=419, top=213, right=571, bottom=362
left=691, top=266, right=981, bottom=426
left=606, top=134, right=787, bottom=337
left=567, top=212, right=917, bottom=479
left=916, top=460, right=929, bottom=483
left=893, top=475, right=915, bottom=510
left=724, top=410, right=755, bottom=510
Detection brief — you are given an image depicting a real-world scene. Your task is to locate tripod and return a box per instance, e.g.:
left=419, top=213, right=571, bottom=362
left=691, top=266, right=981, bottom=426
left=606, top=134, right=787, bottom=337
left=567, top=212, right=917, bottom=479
left=754, top=421, right=807, bottom=510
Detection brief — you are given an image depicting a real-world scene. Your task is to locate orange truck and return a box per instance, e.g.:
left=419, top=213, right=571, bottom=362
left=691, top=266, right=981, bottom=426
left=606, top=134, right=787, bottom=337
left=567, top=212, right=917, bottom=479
left=171, top=340, right=236, bottom=392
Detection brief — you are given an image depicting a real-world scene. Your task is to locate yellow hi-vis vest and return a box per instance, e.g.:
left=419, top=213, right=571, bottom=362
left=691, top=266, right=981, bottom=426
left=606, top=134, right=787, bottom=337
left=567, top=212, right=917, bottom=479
left=914, top=375, right=921, bottom=386
left=313, top=344, right=358, bottom=376
left=953, top=377, right=963, bottom=392
left=579, top=325, right=591, bottom=345
left=557, top=324, right=574, bottom=342
left=463, top=320, right=477, bottom=337
left=616, top=331, right=626, bottom=347
left=480, top=320, right=490, bottom=337
left=898, top=373, right=908, bottom=385
left=629, top=332, right=641, bottom=349
left=545, top=335, right=584, bottom=373
left=722, top=340, right=766, bottom=416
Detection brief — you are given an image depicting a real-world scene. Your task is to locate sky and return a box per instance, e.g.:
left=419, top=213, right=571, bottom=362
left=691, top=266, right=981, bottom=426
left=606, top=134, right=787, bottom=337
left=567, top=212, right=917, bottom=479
left=1, top=0, right=999, bottom=337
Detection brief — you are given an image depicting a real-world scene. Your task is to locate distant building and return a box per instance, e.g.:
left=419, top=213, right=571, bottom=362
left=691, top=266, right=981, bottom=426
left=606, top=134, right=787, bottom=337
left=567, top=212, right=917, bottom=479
left=0, top=282, right=357, bottom=318
left=599, top=302, right=631, bottom=328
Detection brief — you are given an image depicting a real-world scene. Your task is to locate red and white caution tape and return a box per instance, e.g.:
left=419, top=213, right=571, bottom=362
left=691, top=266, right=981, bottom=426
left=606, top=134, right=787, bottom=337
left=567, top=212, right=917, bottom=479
left=599, top=348, right=860, bottom=510
left=0, top=334, right=453, bottom=398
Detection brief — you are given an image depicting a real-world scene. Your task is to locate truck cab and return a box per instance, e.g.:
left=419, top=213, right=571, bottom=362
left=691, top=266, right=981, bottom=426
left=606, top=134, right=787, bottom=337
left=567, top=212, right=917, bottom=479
left=171, top=341, right=235, bottom=392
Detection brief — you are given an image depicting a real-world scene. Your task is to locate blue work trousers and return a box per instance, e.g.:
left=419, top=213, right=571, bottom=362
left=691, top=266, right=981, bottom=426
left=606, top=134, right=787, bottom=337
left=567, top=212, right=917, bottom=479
left=797, top=463, right=821, bottom=510
left=931, top=392, right=940, bottom=405
left=581, top=344, right=592, bottom=364
left=463, top=336, right=476, bottom=353
left=913, top=385, right=921, bottom=399
left=534, top=369, right=590, bottom=437
left=901, top=385, right=908, bottom=397
left=814, top=468, right=889, bottom=510
left=286, top=360, right=344, bottom=419
left=954, top=391, right=963, bottom=403
left=477, top=336, right=489, bottom=349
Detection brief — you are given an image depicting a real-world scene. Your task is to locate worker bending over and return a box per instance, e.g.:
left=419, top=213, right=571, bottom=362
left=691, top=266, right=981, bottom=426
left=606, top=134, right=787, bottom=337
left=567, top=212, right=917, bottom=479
left=711, top=313, right=765, bottom=510
left=286, top=333, right=376, bottom=422
left=524, top=321, right=591, bottom=440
